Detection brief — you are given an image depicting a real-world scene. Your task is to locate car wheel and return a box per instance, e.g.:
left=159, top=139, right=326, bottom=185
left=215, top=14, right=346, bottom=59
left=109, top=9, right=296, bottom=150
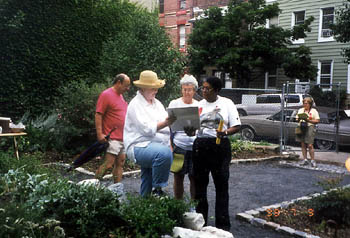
left=315, top=139, right=335, bottom=151
left=240, top=127, right=255, bottom=141
left=238, top=109, right=247, bottom=117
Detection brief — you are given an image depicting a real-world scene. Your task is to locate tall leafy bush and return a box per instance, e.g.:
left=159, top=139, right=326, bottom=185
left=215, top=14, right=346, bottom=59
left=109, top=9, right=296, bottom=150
left=0, top=0, right=133, bottom=119
left=100, top=10, right=185, bottom=105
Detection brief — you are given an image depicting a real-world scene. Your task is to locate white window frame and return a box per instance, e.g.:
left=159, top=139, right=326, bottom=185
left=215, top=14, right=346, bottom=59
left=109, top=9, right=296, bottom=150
left=179, top=0, right=186, bottom=9
left=317, top=60, right=334, bottom=90
left=291, top=10, right=305, bottom=44
left=179, top=25, right=186, bottom=49
left=318, top=7, right=335, bottom=42
left=265, top=69, right=277, bottom=89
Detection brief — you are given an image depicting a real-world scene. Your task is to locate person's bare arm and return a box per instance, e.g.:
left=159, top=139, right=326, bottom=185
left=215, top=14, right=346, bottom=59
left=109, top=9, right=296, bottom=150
left=95, top=112, right=107, bottom=142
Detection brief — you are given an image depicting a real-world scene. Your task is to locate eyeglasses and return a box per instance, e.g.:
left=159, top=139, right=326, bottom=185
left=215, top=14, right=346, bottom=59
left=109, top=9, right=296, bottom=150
left=200, top=86, right=213, bottom=92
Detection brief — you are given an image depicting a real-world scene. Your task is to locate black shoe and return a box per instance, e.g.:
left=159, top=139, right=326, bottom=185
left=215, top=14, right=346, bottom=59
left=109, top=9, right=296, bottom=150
left=151, top=188, right=165, bottom=197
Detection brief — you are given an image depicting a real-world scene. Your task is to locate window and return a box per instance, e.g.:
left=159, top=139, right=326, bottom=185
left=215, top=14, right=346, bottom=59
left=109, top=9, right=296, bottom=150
left=319, top=7, right=334, bottom=42
left=179, top=0, right=186, bottom=9
left=292, top=11, right=305, bottom=44
left=266, top=16, right=278, bottom=28
left=317, top=60, right=333, bottom=89
left=179, top=25, right=186, bottom=49
left=265, top=68, right=277, bottom=88
left=159, top=0, right=164, bottom=14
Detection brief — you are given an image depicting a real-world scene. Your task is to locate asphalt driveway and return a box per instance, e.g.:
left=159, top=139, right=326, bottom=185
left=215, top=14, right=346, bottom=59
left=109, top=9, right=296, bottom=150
left=120, top=161, right=350, bottom=238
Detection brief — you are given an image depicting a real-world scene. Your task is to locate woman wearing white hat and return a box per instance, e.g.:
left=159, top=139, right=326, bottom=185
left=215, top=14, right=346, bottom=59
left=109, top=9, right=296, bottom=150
left=124, top=70, right=176, bottom=197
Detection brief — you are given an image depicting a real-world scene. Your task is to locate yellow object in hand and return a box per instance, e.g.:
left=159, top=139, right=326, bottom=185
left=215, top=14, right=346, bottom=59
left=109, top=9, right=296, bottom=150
left=216, top=120, right=224, bottom=145
left=345, top=158, right=350, bottom=172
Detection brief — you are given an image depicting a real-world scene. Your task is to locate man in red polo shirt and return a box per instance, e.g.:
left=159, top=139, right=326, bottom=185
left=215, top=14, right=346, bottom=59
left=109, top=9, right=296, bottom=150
left=95, top=73, right=130, bottom=183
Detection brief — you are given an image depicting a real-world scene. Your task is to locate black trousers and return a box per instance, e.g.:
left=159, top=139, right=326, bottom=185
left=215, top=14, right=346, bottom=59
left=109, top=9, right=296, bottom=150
left=192, top=137, right=231, bottom=231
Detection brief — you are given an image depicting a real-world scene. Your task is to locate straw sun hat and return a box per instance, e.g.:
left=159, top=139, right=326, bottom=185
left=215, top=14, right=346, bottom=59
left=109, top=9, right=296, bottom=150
left=133, top=70, right=165, bottom=89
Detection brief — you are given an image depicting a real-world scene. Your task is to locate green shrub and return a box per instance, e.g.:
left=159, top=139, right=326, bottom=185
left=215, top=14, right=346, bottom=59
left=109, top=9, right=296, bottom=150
left=309, top=85, right=347, bottom=109
left=0, top=204, right=65, bottom=238
left=0, top=151, right=54, bottom=175
left=118, top=195, right=191, bottom=238
left=230, top=136, right=255, bottom=153
left=0, top=168, right=128, bottom=238
left=53, top=80, right=108, bottom=153
left=306, top=187, right=350, bottom=226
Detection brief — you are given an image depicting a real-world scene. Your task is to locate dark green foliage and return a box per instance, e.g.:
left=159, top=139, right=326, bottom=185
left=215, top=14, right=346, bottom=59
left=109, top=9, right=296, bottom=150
left=119, top=195, right=191, bottom=238
left=1, top=168, right=128, bottom=238
left=53, top=80, right=109, bottom=152
left=188, top=0, right=317, bottom=87
left=309, top=85, right=347, bottom=108
left=100, top=9, right=185, bottom=106
left=333, top=0, right=350, bottom=63
left=0, top=0, right=132, bottom=120
left=306, top=187, right=350, bottom=226
left=0, top=151, right=54, bottom=175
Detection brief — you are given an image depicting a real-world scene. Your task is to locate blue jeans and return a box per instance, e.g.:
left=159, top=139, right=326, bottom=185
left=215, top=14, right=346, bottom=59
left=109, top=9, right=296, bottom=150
left=134, top=142, right=173, bottom=197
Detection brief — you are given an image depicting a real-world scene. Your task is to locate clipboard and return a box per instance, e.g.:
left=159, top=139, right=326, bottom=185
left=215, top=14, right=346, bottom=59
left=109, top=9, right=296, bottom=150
left=167, top=106, right=200, bottom=132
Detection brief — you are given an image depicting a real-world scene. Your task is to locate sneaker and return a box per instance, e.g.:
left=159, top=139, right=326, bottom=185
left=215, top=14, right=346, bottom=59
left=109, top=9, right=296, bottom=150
left=299, top=159, right=309, bottom=166
left=311, top=160, right=317, bottom=167
left=151, top=188, right=165, bottom=197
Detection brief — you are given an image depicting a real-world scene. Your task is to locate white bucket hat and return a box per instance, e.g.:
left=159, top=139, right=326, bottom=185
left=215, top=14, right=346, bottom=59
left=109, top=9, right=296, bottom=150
left=133, top=70, right=165, bottom=89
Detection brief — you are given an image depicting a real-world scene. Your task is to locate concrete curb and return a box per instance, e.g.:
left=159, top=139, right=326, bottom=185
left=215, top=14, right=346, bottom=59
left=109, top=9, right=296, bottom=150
left=236, top=184, right=350, bottom=238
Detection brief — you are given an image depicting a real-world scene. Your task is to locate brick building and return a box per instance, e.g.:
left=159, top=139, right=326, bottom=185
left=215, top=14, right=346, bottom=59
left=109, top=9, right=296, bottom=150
left=158, top=0, right=230, bottom=52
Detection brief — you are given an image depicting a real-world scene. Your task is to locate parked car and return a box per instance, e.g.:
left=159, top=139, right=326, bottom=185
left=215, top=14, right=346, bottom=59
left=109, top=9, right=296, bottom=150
left=239, top=106, right=350, bottom=150
left=235, top=93, right=314, bottom=116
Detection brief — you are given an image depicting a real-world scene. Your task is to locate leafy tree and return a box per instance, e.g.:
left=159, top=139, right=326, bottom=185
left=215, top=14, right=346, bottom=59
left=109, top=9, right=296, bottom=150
left=188, top=0, right=317, bottom=88
left=100, top=9, right=185, bottom=105
left=333, top=0, right=350, bottom=63
left=0, top=0, right=133, bottom=119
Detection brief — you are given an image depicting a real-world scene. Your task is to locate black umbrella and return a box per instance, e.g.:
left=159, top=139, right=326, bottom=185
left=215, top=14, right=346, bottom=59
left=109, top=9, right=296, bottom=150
left=68, top=128, right=117, bottom=171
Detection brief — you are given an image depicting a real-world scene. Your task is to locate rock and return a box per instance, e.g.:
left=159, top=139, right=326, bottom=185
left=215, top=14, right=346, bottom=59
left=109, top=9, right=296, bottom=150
left=173, top=227, right=203, bottom=238
left=172, top=226, right=234, bottom=238
left=183, top=212, right=205, bottom=231
left=77, top=179, right=100, bottom=187
left=200, top=226, right=234, bottom=238
left=107, top=183, right=126, bottom=201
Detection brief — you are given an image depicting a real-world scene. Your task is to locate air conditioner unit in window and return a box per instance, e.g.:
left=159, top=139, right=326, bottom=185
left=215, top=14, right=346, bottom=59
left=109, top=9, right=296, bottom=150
left=321, top=29, right=333, bottom=37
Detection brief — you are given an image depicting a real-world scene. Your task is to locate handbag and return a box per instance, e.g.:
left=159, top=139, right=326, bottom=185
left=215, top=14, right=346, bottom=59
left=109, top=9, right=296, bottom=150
left=295, top=121, right=308, bottom=135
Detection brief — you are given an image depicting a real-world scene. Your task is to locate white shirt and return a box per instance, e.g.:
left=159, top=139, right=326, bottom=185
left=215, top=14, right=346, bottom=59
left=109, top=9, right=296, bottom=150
left=124, top=91, right=170, bottom=162
left=198, top=96, right=241, bottom=138
left=168, top=97, right=198, bottom=151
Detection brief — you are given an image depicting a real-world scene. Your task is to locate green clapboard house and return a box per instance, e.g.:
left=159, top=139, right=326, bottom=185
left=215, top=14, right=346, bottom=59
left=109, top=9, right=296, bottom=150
left=265, top=0, right=350, bottom=107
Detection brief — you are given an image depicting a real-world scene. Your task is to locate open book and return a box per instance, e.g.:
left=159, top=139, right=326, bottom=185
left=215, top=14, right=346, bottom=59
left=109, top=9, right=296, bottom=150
left=166, top=106, right=200, bottom=132
left=297, top=112, right=308, bottom=120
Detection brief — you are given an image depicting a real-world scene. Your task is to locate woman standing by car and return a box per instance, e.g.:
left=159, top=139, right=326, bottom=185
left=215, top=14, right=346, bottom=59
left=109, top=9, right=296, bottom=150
left=188, top=76, right=241, bottom=231
left=296, top=97, right=320, bottom=167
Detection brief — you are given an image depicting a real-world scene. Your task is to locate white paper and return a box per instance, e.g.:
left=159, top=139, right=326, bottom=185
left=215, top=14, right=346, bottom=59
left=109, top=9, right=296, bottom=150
left=167, top=106, right=200, bottom=132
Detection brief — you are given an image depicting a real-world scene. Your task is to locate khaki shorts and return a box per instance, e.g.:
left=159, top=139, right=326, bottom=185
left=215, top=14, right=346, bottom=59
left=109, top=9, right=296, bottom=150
left=106, top=140, right=125, bottom=156
left=296, top=125, right=316, bottom=144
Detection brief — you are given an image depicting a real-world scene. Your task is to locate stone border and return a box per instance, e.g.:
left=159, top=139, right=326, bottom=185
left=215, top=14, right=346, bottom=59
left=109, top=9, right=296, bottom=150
left=236, top=184, right=350, bottom=238
left=279, top=160, right=348, bottom=175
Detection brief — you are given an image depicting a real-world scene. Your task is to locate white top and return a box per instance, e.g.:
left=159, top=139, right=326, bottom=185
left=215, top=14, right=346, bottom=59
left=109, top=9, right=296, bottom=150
left=296, top=107, right=320, bottom=126
left=168, top=97, right=198, bottom=151
left=197, top=96, right=241, bottom=138
left=124, top=91, right=170, bottom=162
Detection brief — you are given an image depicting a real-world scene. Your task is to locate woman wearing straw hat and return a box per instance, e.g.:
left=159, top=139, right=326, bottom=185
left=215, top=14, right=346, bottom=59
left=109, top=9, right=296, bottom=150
left=124, top=70, right=176, bottom=197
